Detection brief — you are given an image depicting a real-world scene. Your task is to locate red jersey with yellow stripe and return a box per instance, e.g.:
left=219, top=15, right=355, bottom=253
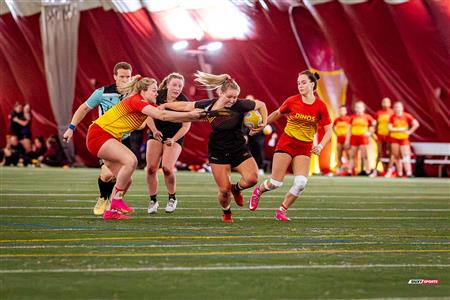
left=333, top=116, right=351, bottom=137
left=94, top=94, right=152, bottom=139
left=389, top=113, right=415, bottom=140
left=279, top=95, right=332, bottom=143
left=375, top=108, right=393, bottom=136
left=350, top=113, right=375, bottom=136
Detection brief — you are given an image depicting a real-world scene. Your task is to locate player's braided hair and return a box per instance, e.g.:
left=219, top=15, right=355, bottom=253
left=194, top=71, right=240, bottom=94
left=117, top=75, right=157, bottom=95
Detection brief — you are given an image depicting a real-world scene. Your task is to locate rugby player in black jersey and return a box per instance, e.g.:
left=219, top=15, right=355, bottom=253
left=160, top=71, right=267, bottom=222
left=146, top=73, right=190, bottom=214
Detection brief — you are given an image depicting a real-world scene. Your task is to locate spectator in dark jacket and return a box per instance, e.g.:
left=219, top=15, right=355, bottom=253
left=39, top=136, right=66, bottom=167
left=9, top=103, right=32, bottom=153
left=1, top=135, right=27, bottom=166
left=29, top=136, right=47, bottom=164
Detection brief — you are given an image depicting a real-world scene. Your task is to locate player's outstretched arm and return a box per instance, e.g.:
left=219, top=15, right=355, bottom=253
left=142, top=105, right=205, bottom=122
left=160, top=101, right=195, bottom=112
left=63, top=103, right=92, bottom=143
left=266, top=108, right=283, bottom=125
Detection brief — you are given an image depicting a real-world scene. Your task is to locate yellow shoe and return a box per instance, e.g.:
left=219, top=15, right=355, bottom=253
left=93, top=197, right=109, bottom=215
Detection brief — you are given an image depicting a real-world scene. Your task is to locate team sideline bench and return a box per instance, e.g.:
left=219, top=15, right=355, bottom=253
left=380, top=142, right=450, bottom=177
left=411, top=142, right=450, bottom=177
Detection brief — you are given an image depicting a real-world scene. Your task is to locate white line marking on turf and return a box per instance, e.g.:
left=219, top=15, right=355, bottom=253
left=1, top=228, right=448, bottom=234
left=0, top=206, right=450, bottom=212
left=62, top=199, right=450, bottom=204
left=2, top=235, right=449, bottom=244
left=2, top=193, right=449, bottom=198
left=1, top=264, right=449, bottom=274
left=0, top=242, right=291, bottom=249
left=1, top=206, right=449, bottom=212
left=1, top=241, right=449, bottom=249
left=5, top=199, right=449, bottom=206
left=1, top=215, right=448, bottom=220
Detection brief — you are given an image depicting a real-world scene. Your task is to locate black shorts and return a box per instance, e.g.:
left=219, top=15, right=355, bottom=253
left=10, top=131, right=31, bottom=141
left=19, top=133, right=31, bottom=140
left=208, top=147, right=253, bottom=168
left=147, top=131, right=184, bottom=146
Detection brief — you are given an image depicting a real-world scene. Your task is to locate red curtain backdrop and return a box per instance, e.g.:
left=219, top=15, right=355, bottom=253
left=1, top=1, right=448, bottom=167
left=310, top=0, right=450, bottom=142
left=0, top=13, right=56, bottom=143
left=387, top=1, right=450, bottom=139
left=307, top=1, right=384, bottom=108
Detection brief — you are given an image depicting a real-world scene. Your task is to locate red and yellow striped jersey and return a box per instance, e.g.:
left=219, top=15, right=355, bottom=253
left=350, top=114, right=375, bottom=136
left=333, top=116, right=351, bottom=137
left=279, top=95, right=332, bottom=143
left=389, top=113, right=415, bottom=140
left=375, top=108, right=393, bottom=136
left=94, top=94, right=153, bottom=139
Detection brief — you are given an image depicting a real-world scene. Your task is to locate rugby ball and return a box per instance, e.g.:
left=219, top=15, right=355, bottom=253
left=243, top=110, right=263, bottom=129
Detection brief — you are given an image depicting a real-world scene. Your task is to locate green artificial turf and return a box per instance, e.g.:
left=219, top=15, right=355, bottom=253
left=0, top=167, right=449, bottom=299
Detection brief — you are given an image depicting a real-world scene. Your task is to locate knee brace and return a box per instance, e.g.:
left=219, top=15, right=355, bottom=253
left=289, top=175, right=308, bottom=197
left=263, top=178, right=283, bottom=191
left=402, top=156, right=411, bottom=163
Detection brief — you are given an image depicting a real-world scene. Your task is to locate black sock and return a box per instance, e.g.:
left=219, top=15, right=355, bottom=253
left=106, top=180, right=115, bottom=199
left=98, top=178, right=113, bottom=199
left=223, top=208, right=232, bottom=215
left=150, top=194, right=157, bottom=202
left=232, top=182, right=243, bottom=193
left=168, top=193, right=176, bottom=200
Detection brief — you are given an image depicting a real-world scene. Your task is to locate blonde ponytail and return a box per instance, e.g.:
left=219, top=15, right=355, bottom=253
left=117, top=75, right=157, bottom=95
left=194, top=71, right=240, bottom=94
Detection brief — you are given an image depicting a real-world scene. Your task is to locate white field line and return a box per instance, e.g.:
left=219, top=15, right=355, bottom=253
left=2, top=229, right=449, bottom=238
left=61, top=200, right=449, bottom=206
left=2, top=193, right=449, bottom=198
left=1, top=241, right=449, bottom=250
left=0, top=242, right=290, bottom=249
left=0, top=215, right=448, bottom=220
left=1, top=230, right=449, bottom=241
left=6, top=201, right=450, bottom=206
left=0, top=264, right=449, bottom=274
left=0, top=225, right=229, bottom=231
left=1, top=206, right=449, bottom=212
